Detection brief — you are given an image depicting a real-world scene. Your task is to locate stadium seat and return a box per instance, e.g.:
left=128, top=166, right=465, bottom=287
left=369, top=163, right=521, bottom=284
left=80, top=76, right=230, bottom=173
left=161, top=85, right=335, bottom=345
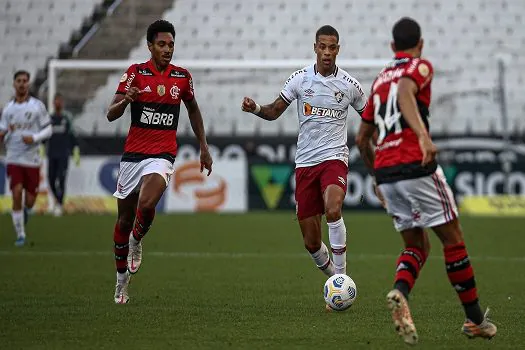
left=67, top=0, right=525, bottom=136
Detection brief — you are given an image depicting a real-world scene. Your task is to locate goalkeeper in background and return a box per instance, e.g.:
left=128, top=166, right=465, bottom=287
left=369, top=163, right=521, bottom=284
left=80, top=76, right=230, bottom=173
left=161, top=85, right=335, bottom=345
left=45, top=93, right=80, bottom=216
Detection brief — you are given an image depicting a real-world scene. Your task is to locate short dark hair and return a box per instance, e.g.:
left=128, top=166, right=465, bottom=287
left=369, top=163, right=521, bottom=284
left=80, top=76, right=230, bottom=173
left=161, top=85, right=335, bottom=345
left=147, top=20, right=176, bottom=43
left=14, top=70, right=30, bottom=81
left=54, top=93, right=63, bottom=99
left=316, top=25, right=339, bottom=43
left=392, top=17, right=421, bottom=51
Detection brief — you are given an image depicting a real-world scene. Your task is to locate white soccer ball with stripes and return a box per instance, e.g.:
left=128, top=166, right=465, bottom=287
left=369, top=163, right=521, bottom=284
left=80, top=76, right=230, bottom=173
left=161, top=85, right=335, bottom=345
left=324, top=274, right=357, bottom=311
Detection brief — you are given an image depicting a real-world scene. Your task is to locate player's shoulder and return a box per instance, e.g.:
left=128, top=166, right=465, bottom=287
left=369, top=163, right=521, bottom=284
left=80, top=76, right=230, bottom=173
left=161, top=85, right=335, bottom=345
left=336, top=67, right=365, bottom=94
left=167, top=64, right=192, bottom=79
left=2, top=98, right=15, bottom=111
left=28, top=96, right=46, bottom=109
left=406, top=57, right=433, bottom=75
left=284, top=65, right=310, bottom=85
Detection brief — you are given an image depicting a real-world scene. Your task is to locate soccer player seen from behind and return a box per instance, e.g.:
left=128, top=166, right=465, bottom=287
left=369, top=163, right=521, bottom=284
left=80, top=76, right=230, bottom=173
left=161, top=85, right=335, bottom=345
left=107, top=20, right=213, bottom=304
left=0, top=71, right=52, bottom=246
left=241, top=25, right=367, bottom=307
left=356, top=17, right=497, bottom=344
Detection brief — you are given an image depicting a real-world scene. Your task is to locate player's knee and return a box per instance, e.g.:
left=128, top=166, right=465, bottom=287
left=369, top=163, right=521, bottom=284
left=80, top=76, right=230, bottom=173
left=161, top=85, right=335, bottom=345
left=325, top=206, right=342, bottom=222
left=138, top=197, right=156, bottom=212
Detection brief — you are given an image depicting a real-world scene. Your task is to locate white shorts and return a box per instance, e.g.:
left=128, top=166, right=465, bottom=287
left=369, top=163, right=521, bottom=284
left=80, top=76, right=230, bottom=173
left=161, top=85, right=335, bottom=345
left=378, top=166, right=458, bottom=232
left=113, top=158, right=174, bottom=199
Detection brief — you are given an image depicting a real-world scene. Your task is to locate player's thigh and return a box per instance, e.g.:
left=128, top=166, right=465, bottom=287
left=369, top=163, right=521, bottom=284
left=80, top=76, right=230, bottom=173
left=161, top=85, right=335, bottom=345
left=138, top=159, right=174, bottom=209
left=113, top=161, right=145, bottom=200
left=401, top=166, right=458, bottom=229
left=298, top=214, right=323, bottom=252
left=378, top=182, right=414, bottom=232
left=320, top=160, right=348, bottom=216
left=24, top=166, right=40, bottom=197
left=295, top=166, right=324, bottom=220
left=58, top=157, right=69, bottom=179
left=7, top=164, right=24, bottom=192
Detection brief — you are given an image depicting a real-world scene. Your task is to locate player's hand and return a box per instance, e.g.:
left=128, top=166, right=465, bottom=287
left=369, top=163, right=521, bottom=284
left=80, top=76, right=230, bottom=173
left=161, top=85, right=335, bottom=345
left=124, top=87, right=144, bottom=103
left=200, top=146, right=213, bottom=176
left=241, top=97, right=257, bottom=113
left=22, top=135, right=35, bottom=145
left=419, top=135, right=438, bottom=166
left=373, top=183, right=386, bottom=209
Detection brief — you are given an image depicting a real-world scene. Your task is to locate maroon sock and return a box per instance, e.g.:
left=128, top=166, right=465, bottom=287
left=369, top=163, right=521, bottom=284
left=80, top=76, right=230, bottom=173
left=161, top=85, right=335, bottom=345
left=131, top=208, right=155, bottom=241
left=113, top=222, right=129, bottom=273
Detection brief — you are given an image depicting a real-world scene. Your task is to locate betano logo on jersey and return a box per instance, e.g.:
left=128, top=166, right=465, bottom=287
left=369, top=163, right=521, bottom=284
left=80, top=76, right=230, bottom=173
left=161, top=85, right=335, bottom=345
left=140, top=107, right=174, bottom=126
left=303, top=103, right=344, bottom=119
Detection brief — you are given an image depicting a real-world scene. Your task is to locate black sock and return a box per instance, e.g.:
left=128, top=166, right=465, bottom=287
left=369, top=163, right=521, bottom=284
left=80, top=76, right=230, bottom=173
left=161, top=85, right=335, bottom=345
left=394, top=280, right=410, bottom=300
left=464, top=302, right=484, bottom=324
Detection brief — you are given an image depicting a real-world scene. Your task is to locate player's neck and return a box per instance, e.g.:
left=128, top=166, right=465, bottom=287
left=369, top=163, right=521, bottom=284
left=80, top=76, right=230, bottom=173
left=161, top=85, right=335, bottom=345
left=151, top=59, right=168, bottom=74
left=316, top=64, right=336, bottom=77
left=396, top=49, right=420, bottom=58
left=14, top=94, right=30, bottom=103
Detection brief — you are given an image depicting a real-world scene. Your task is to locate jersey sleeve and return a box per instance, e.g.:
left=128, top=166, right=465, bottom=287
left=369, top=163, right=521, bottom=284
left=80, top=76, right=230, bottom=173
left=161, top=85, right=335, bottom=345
left=349, top=79, right=367, bottom=114
left=403, top=59, right=433, bottom=91
left=116, top=65, right=137, bottom=95
left=182, top=70, right=195, bottom=102
left=37, top=100, right=51, bottom=128
left=279, top=70, right=303, bottom=105
left=360, top=94, right=375, bottom=124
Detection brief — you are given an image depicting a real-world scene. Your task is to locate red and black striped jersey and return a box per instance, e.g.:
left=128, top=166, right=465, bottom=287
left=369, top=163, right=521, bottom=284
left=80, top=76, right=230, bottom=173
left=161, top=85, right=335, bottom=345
left=361, top=52, right=436, bottom=184
left=115, top=59, right=194, bottom=163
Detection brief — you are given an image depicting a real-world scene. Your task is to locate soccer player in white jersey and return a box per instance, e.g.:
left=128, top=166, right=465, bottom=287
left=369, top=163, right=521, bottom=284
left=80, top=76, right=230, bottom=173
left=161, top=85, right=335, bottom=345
left=0, top=71, right=52, bottom=246
left=242, top=25, right=367, bottom=301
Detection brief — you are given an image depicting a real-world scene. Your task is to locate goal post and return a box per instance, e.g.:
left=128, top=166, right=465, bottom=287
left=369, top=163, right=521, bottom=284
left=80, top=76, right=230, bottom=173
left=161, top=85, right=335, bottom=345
left=47, top=58, right=389, bottom=114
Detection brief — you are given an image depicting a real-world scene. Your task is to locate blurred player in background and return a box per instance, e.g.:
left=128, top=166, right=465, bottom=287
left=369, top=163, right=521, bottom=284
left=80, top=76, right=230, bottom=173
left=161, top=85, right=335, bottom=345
left=242, top=25, right=367, bottom=305
left=107, top=20, right=213, bottom=304
left=356, top=17, right=497, bottom=344
left=0, top=70, right=52, bottom=246
left=46, top=93, right=80, bottom=217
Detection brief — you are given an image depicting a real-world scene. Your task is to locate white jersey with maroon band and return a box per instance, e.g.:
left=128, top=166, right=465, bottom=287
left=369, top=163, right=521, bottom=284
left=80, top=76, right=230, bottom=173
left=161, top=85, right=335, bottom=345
left=0, top=97, right=51, bottom=167
left=280, top=64, right=367, bottom=168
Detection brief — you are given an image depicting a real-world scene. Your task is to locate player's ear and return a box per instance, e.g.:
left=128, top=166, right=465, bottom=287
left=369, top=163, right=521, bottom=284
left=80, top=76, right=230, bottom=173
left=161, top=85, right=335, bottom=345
left=147, top=41, right=153, bottom=53
left=313, top=42, right=317, bottom=54
left=390, top=41, right=396, bottom=53
left=418, top=39, right=424, bottom=52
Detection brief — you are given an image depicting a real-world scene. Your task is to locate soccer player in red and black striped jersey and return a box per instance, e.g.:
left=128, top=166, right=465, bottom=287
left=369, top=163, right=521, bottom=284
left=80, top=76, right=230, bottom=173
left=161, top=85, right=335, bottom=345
left=356, top=17, right=497, bottom=344
left=106, top=20, right=213, bottom=304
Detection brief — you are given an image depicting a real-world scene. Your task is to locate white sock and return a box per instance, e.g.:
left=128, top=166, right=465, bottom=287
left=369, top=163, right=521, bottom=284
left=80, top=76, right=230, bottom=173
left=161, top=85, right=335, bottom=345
left=11, top=210, right=25, bottom=239
left=328, top=218, right=347, bottom=275
left=310, top=242, right=335, bottom=277
left=129, top=233, right=139, bottom=246
left=117, top=271, right=128, bottom=283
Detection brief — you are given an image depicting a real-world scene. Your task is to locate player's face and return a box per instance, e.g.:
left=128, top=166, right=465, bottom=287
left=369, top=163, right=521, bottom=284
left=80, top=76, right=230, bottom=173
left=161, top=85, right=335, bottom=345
left=314, top=35, right=340, bottom=71
left=148, top=32, right=175, bottom=68
left=54, top=96, right=64, bottom=112
left=13, top=74, right=30, bottom=96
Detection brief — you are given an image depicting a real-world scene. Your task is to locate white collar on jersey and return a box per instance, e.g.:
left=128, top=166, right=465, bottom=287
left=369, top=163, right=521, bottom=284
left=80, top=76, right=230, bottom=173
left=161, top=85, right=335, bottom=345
left=313, top=64, right=339, bottom=77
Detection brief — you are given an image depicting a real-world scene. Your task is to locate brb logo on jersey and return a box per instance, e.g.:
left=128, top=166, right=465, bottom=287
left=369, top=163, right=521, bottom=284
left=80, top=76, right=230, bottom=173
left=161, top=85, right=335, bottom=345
left=303, top=103, right=344, bottom=119
left=140, top=107, right=174, bottom=126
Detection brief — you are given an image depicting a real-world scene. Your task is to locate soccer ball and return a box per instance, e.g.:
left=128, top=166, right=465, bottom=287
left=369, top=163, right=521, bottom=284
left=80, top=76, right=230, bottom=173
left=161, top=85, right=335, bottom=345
left=324, top=274, right=357, bottom=311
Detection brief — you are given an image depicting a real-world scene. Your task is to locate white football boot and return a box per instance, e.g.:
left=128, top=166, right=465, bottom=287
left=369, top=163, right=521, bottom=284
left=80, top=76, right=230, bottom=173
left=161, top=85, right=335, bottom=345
left=127, top=234, right=143, bottom=274
left=387, top=289, right=418, bottom=345
left=114, top=272, right=130, bottom=304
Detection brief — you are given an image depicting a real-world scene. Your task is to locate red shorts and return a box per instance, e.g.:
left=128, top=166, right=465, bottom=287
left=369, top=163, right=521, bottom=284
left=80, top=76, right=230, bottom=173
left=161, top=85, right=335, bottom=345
left=295, top=160, right=348, bottom=220
left=6, top=164, right=40, bottom=196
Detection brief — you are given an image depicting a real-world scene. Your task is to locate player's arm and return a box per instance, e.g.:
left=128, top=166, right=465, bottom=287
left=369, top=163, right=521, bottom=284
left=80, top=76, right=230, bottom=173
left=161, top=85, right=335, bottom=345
left=397, top=77, right=437, bottom=165
left=0, top=108, right=7, bottom=143
left=241, top=96, right=289, bottom=121
left=355, top=121, right=376, bottom=172
left=184, top=98, right=213, bottom=175
left=106, top=88, right=142, bottom=122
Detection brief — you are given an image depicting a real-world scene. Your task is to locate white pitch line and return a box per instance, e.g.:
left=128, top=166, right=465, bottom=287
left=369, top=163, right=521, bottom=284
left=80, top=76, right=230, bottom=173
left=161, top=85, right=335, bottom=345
left=0, top=251, right=523, bottom=262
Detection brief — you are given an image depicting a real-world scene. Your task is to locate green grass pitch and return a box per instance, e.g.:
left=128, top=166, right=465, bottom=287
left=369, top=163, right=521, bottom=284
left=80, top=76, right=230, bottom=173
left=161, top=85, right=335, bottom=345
left=0, top=212, right=523, bottom=349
